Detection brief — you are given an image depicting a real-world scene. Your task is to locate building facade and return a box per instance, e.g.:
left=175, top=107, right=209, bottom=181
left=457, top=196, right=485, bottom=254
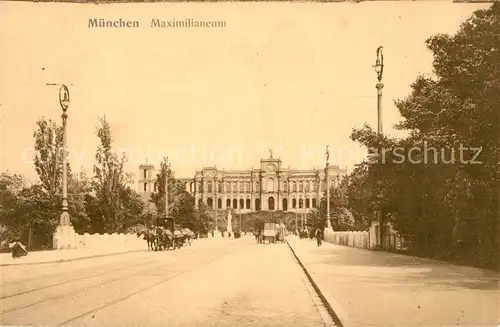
left=138, top=155, right=346, bottom=213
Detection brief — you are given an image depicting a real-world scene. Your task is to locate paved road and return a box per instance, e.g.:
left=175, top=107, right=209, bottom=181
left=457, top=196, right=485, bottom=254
left=289, top=238, right=500, bottom=327
left=1, top=237, right=335, bottom=327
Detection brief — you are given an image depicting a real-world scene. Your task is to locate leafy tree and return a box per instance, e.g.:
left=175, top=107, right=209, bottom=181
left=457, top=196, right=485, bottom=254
left=188, top=203, right=213, bottom=234
left=67, top=171, right=92, bottom=233
left=15, top=184, right=59, bottom=249
left=90, top=116, right=128, bottom=233
left=150, top=157, right=202, bottom=231
left=150, top=157, right=173, bottom=218
left=33, top=118, right=71, bottom=195
left=346, top=3, right=499, bottom=268
left=0, top=173, right=27, bottom=248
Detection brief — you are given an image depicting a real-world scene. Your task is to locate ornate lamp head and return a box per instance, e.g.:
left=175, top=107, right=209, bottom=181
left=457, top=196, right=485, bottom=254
left=374, top=46, right=384, bottom=82
left=59, top=85, right=70, bottom=112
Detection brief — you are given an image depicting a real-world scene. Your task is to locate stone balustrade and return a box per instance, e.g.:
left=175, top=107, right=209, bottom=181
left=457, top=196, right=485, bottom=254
left=324, top=231, right=373, bottom=249
left=75, top=232, right=144, bottom=249
left=323, top=221, right=405, bottom=251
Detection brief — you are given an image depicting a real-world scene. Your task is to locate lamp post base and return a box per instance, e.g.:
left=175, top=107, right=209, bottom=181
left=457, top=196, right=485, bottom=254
left=325, top=214, right=332, bottom=229
left=53, top=224, right=77, bottom=249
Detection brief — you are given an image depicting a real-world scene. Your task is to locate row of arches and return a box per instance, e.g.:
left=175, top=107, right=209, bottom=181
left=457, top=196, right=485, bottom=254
left=202, top=196, right=317, bottom=211
left=189, top=179, right=323, bottom=194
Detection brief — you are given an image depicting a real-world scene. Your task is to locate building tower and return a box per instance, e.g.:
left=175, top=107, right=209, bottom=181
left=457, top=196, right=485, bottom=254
left=138, top=162, right=156, bottom=194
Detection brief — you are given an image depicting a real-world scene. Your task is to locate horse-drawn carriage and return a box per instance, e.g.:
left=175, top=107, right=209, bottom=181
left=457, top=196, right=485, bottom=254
left=136, top=219, right=195, bottom=251
left=255, top=222, right=287, bottom=244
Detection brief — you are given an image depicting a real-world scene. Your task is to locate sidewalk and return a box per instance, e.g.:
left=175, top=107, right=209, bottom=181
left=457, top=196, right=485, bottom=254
left=287, top=237, right=500, bottom=327
left=0, top=245, right=147, bottom=266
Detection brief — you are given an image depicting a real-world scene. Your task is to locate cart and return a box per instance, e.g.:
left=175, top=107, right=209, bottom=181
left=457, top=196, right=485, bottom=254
left=262, top=223, right=277, bottom=243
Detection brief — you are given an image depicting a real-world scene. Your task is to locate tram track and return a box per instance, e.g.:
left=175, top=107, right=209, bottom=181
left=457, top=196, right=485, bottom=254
left=1, top=257, right=158, bottom=299
left=55, top=250, right=233, bottom=327
left=2, top=252, right=153, bottom=287
left=1, top=245, right=234, bottom=319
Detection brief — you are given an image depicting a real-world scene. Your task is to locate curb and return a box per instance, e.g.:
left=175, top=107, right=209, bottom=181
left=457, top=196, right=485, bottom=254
left=286, top=239, right=352, bottom=327
left=0, top=249, right=147, bottom=267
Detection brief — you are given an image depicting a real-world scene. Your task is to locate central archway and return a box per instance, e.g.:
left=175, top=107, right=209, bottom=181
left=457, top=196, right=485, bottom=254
left=268, top=196, right=275, bottom=211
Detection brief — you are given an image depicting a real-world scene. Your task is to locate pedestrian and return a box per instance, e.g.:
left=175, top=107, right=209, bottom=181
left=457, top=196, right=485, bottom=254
left=315, top=228, right=322, bottom=247
left=11, top=240, right=28, bottom=259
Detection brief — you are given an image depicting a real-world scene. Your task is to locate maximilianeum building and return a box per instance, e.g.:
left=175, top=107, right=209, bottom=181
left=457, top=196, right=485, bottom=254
left=138, top=154, right=347, bottom=213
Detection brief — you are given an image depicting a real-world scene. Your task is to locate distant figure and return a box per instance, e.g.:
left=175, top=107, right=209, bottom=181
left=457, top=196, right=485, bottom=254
left=11, top=241, right=28, bottom=259
left=315, top=228, right=322, bottom=247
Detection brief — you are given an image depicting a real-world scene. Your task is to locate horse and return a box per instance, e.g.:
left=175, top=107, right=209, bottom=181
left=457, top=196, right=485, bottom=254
left=137, top=227, right=157, bottom=251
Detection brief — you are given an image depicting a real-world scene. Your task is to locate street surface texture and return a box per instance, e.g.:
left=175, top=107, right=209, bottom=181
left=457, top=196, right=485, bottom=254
left=0, top=247, right=146, bottom=266
left=1, top=237, right=335, bottom=327
left=288, top=237, right=500, bottom=327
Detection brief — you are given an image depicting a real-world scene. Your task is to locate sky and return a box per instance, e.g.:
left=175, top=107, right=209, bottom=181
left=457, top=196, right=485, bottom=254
left=0, top=1, right=489, bottom=185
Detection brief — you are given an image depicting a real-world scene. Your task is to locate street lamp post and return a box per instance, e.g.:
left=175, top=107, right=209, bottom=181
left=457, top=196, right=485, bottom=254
left=325, top=145, right=332, bottom=229
left=214, top=184, right=218, bottom=235
left=374, top=46, right=384, bottom=249
left=53, top=85, right=76, bottom=249
left=165, top=161, right=172, bottom=230
left=295, top=211, right=298, bottom=234
left=303, top=185, right=307, bottom=232
left=60, top=85, right=70, bottom=225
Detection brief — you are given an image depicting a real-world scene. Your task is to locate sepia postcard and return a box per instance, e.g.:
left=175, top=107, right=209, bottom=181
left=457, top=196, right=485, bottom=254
left=0, top=1, right=498, bottom=327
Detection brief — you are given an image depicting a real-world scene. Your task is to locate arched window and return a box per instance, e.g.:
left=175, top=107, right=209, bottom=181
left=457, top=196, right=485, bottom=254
left=267, top=178, right=274, bottom=191
left=246, top=199, right=251, bottom=209
left=312, top=181, right=317, bottom=192
left=256, top=182, right=260, bottom=191
left=292, top=198, right=297, bottom=209
left=312, top=198, right=317, bottom=208
left=233, top=199, right=238, bottom=208
left=283, top=198, right=288, bottom=211
left=232, top=182, right=237, bottom=192
left=305, top=181, right=310, bottom=192
left=246, top=182, right=250, bottom=193
left=305, top=198, right=310, bottom=208
left=226, top=199, right=231, bottom=208
left=283, top=182, right=288, bottom=192
left=299, top=182, right=303, bottom=192
left=239, top=182, right=244, bottom=193
left=226, top=182, right=231, bottom=192
left=299, top=198, right=303, bottom=209
left=207, top=181, right=213, bottom=193
left=143, top=182, right=147, bottom=192
left=239, top=199, right=244, bottom=209
left=268, top=197, right=275, bottom=210
left=207, top=197, right=213, bottom=208
left=255, top=198, right=261, bottom=210
left=143, top=169, right=147, bottom=179
left=292, top=182, right=297, bottom=192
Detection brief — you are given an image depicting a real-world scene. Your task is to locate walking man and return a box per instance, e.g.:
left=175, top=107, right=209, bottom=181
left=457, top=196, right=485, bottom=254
left=315, top=227, right=322, bottom=247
